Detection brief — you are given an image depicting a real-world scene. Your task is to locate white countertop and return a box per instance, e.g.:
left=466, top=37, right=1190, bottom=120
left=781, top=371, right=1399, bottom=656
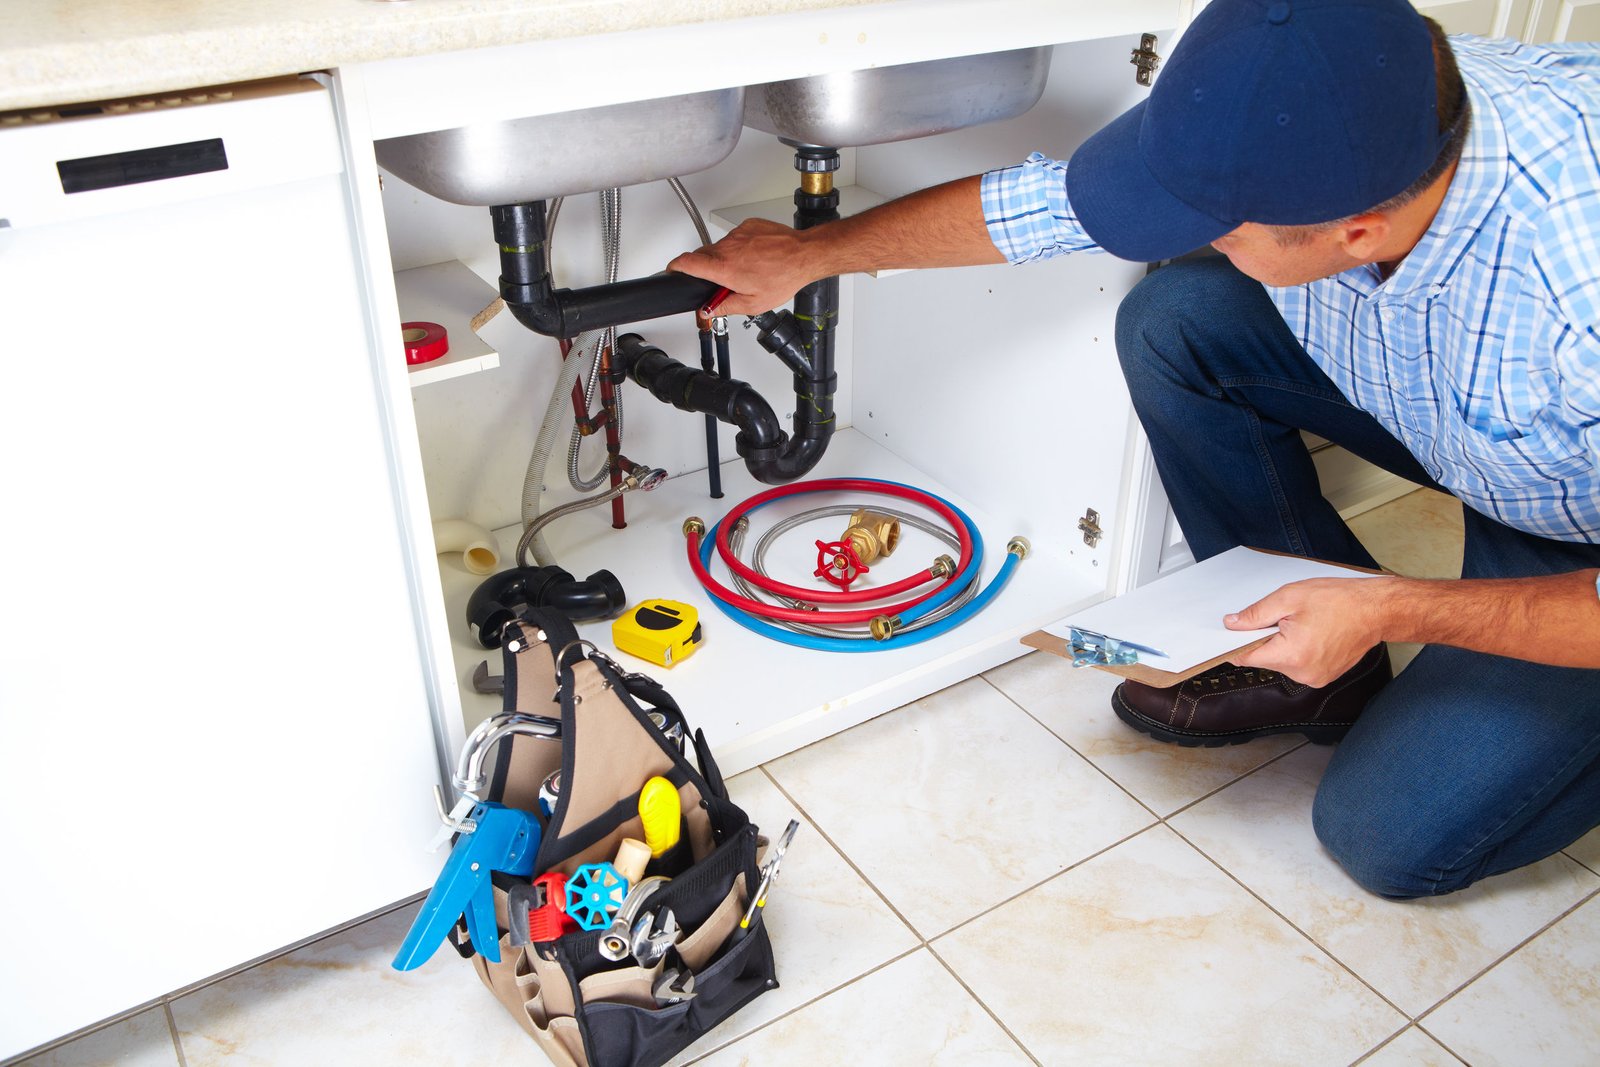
left=1, top=0, right=876, bottom=111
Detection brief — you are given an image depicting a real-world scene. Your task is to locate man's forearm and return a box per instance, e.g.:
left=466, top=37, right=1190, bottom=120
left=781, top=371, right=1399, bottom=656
left=799, top=175, right=1007, bottom=276
left=667, top=174, right=1005, bottom=315
left=1381, top=570, right=1600, bottom=668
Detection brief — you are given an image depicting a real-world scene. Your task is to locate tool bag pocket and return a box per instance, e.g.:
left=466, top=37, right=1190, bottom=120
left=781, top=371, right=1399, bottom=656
left=554, top=820, right=773, bottom=1063
left=472, top=613, right=777, bottom=1067
left=574, top=912, right=775, bottom=1067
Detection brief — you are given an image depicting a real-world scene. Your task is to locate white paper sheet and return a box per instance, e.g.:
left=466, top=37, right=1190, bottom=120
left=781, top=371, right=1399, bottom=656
left=1045, top=547, right=1384, bottom=673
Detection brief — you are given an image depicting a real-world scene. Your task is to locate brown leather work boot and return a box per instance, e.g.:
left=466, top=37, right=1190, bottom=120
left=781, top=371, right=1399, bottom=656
left=1112, top=645, right=1392, bottom=747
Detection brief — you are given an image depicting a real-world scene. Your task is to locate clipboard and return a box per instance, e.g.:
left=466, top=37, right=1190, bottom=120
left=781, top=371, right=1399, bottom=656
left=1023, top=547, right=1385, bottom=686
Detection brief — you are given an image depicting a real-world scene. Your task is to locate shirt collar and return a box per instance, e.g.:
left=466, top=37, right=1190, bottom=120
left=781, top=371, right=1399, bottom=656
left=1340, top=79, right=1510, bottom=301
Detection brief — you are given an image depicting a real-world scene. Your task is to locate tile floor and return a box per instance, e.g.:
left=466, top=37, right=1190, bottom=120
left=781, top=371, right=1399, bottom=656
left=18, top=489, right=1600, bottom=1067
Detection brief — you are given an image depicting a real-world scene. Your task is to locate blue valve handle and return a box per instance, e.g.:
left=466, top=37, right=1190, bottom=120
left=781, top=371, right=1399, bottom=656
left=564, top=862, right=630, bottom=931
left=391, top=802, right=540, bottom=971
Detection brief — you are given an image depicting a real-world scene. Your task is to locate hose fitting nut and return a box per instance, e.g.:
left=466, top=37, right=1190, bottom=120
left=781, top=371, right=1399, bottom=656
left=869, top=615, right=900, bottom=642
left=683, top=517, right=706, bottom=538
left=1006, top=536, right=1032, bottom=560
left=930, top=554, right=957, bottom=579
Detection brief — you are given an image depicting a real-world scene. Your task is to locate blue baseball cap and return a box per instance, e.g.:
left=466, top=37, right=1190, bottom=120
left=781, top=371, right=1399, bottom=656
left=1067, top=0, right=1442, bottom=262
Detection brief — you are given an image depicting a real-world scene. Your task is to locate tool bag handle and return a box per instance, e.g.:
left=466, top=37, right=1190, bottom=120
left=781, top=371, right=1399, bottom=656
left=483, top=610, right=579, bottom=813
left=534, top=648, right=724, bottom=875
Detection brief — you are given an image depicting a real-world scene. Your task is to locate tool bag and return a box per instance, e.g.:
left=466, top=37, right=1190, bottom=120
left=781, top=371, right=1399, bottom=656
left=465, top=609, right=777, bottom=1067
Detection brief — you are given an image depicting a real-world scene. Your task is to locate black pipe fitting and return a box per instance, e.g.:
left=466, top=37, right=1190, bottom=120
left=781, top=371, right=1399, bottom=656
left=491, top=202, right=721, bottom=338
left=466, top=565, right=627, bottom=648
left=749, top=309, right=813, bottom=377
left=615, top=327, right=836, bottom=485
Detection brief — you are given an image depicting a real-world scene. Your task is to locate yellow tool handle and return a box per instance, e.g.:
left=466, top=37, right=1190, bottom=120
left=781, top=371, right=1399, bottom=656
left=638, top=776, right=682, bottom=858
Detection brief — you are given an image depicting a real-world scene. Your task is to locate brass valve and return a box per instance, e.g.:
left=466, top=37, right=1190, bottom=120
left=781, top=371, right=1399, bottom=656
left=839, top=508, right=901, bottom=568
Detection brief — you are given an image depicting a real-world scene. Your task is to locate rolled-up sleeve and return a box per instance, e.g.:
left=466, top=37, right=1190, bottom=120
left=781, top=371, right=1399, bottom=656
left=981, top=152, right=1102, bottom=264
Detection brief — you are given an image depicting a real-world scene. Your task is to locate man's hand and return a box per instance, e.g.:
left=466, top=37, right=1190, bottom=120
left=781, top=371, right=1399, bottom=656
left=667, top=219, right=818, bottom=317
left=1223, top=577, right=1395, bottom=686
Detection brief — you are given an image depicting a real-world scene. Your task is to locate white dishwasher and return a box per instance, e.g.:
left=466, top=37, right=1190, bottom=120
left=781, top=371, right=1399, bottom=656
left=0, top=78, right=443, bottom=1058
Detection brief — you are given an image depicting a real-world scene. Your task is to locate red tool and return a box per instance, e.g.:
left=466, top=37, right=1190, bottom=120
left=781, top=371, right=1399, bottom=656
left=527, top=871, right=575, bottom=943
left=699, top=286, right=733, bottom=318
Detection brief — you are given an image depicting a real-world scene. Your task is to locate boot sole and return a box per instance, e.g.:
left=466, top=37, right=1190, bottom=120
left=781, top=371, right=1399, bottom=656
left=1112, top=689, right=1355, bottom=748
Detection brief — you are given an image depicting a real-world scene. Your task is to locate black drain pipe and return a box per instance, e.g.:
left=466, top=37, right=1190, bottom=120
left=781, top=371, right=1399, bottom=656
left=496, top=147, right=842, bottom=484
left=774, top=144, right=843, bottom=480
left=616, top=147, right=844, bottom=485
left=491, top=201, right=722, bottom=337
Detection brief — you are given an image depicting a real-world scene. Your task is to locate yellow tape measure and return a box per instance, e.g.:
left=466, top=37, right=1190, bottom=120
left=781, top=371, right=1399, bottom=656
left=612, top=599, right=703, bottom=667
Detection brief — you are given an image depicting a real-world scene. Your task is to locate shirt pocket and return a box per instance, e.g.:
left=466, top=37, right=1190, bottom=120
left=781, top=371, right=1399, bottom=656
left=1440, top=407, right=1593, bottom=490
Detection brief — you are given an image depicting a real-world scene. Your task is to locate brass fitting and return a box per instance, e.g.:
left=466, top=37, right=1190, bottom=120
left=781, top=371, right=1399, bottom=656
left=682, top=517, right=706, bottom=538
left=869, top=615, right=900, bottom=642
left=930, top=554, right=956, bottom=579
left=1006, top=536, right=1032, bottom=560
left=800, top=171, right=834, bottom=196
left=840, top=508, right=901, bottom=567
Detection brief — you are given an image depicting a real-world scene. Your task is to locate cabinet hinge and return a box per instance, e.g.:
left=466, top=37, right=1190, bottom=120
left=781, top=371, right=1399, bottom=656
left=1131, top=33, right=1161, bottom=87
left=1078, top=507, right=1104, bottom=548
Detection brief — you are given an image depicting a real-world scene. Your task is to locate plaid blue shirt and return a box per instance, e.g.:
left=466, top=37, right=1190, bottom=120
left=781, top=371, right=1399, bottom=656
left=982, top=36, right=1600, bottom=549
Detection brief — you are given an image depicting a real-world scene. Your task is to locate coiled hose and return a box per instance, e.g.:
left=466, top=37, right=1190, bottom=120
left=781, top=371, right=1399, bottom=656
left=685, top=478, right=1027, bottom=652
left=729, top=504, right=981, bottom=638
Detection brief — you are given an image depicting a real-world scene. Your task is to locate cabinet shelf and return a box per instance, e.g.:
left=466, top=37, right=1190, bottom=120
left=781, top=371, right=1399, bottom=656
left=394, top=260, right=502, bottom=387
left=433, top=429, right=1101, bottom=777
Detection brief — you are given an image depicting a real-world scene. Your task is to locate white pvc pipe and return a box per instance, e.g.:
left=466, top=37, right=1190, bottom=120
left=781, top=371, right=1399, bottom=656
left=431, top=518, right=501, bottom=575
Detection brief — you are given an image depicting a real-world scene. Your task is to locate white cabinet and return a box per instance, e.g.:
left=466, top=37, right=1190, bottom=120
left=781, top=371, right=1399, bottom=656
left=0, top=78, right=444, bottom=1059
left=1419, top=0, right=1600, bottom=38
left=339, top=4, right=1179, bottom=781
left=1, top=4, right=1187, bottom=1054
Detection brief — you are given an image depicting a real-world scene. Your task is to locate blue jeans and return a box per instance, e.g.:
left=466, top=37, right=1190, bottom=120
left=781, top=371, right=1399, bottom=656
left=1115, top=256, right=1600, bottom=898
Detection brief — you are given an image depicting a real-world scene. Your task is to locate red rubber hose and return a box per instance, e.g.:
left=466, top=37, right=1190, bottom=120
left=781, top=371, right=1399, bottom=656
left=690, top=479, right=975, bottom=624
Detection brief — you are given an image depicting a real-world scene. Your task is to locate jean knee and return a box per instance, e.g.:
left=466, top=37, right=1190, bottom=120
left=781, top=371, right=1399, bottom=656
left=1114, top=257, right=1250, bottom=388
left=1312, top=771, right=1454, bottom=901
left=1113, top=266, right=1185, bottom=381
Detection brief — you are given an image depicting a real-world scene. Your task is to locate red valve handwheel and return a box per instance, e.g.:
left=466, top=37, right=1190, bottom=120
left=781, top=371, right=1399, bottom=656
left=813, top=539, right=868, bottom=591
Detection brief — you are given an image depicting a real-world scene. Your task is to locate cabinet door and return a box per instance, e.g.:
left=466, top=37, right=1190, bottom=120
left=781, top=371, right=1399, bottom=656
left=0, top=84, right=441, bottom=1058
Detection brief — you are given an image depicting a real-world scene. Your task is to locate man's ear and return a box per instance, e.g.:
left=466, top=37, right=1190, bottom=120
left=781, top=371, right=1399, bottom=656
left=1334, top=212, right=1391, bottom=261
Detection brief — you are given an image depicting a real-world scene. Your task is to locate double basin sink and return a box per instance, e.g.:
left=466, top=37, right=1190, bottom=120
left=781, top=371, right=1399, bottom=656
left=375, top=47, right=1053, bottom=206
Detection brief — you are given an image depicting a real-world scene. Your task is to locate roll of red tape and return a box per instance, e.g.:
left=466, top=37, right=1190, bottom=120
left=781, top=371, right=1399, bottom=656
left=401, top=321, right=449, bottom=365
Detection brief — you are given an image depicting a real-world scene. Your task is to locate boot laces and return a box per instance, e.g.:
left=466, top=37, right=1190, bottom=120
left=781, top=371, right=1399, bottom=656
left=1190, top=665, right=1279, bottom=690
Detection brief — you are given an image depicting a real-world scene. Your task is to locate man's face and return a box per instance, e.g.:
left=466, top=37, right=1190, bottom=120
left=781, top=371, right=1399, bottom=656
left=1210, top=222, right=1356, bottom=287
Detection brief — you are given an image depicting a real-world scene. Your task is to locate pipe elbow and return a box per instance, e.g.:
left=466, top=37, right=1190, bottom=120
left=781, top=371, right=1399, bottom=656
left=432, top=518, right=501, bottom=576
left=742, top=432, right=831, bottom=485
left=727, top=387, right=782, bottom=448
left=466, top=565, right=627, bottom=647
left=503, top=285, right=566, bottom=337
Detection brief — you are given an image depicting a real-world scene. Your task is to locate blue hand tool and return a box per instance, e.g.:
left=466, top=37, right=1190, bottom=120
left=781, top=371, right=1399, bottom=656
left=392, top=802, right=540, bottom=971
left=564, top=863, right=630, bottom=931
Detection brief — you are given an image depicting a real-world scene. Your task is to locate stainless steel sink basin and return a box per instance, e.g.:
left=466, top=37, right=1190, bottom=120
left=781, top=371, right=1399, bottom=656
left=743, top=47, right=1051, bottom=148
left=375, top=88, right=745, bottom=206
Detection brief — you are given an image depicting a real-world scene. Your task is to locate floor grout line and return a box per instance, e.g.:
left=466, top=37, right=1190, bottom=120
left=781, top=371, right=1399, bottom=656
left=1159, top=820, right=1415, bottom=1023
left=163, top=1001, right=188, bottom=1067
left=1409, top=1022, right=1473, bottom=1066
left=923, top=943, right=1044, bottom=1067
left=677, top=946, right=926, bottom=1064
left=1412, top=882, right=1600, bottom=1028
left=756, top=764, right=926, bottom=941
left=1561, top=847, right=1600, bottom=879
